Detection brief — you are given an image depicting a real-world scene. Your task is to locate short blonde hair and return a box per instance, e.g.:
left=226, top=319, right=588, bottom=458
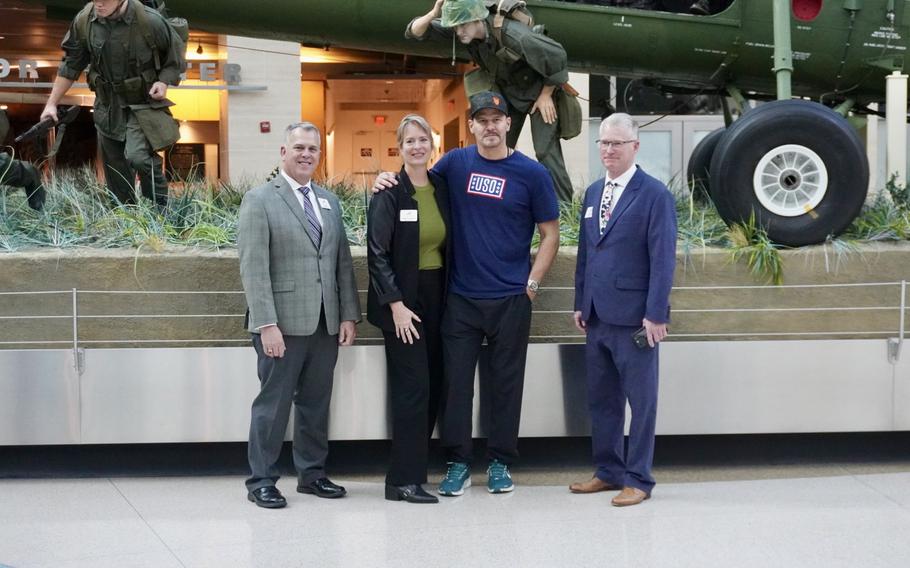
left=396, top=114, right=434, bottom=149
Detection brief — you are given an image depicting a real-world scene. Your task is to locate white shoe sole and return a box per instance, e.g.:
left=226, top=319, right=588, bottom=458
left=439, top=477, right=471, bottom=496
left=488, top=483, right=514, bottom=493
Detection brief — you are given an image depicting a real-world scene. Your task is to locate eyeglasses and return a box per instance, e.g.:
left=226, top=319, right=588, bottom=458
left=595, top=139, right=637, bottom=149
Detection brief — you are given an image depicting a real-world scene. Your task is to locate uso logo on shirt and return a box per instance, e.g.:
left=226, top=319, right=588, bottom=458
left=466, top=173, right=506, bottom=199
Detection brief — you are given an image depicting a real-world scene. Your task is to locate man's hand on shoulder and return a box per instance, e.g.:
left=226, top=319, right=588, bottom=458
left=371, top=172, right=399, bottom=194
left=338, top=321, right=357, bottom=346
left=642, top=318, right=668, bottom=348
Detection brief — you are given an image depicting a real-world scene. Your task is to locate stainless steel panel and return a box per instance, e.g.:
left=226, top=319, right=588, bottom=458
left=0, top=350, right=80, bottom=445
left=80, top=348, right=260, bottom=444
left=12, top=339, right=906, bottom=446
left=329, top=346, right=390, bottom=440
left=658, top=340, right=896, bottom=434
left=517, top=345, right=589, bottom=437
left=894, top=345, right=910, bottom=430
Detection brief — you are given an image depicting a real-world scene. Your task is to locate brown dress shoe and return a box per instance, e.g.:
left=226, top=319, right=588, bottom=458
left=611, top=486, right=650, bottom=507
left=569, top=477, right=621, bottom=494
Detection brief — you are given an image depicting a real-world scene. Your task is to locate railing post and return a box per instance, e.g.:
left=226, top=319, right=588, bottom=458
left=888, top=280, right=905, bottom=364
left=72, top=288, right=84, bottom=375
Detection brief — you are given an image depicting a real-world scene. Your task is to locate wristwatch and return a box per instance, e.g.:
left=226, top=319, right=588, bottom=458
left=527, top=278, right=540, bottom=293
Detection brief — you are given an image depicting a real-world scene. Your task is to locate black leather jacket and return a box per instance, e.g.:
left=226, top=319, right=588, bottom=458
left=366, top=167, right=451, bottom=332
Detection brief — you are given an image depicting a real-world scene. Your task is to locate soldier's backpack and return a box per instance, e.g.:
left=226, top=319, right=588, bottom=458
left=75, top=0, right=188, bottom=75
left=484, top=0, right=536, bottom=48
left=475, top=1, right=582, bottom=140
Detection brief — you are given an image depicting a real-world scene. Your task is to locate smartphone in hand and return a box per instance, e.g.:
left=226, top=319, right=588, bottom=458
left=631, top=326, right=650, bottom=349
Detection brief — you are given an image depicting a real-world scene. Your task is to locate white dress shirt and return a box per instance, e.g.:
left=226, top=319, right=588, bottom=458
left=281, top=170, right=324, bottom=226
left=603, top=164, right=637, bottom=211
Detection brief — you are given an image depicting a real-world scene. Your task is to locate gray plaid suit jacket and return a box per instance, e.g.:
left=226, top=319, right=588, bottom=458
left=238, top=175, right=361, bottom=336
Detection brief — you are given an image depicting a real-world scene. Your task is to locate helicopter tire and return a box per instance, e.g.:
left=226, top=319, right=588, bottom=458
left=708, top=100, right=867, bottom=247
left=686, top=127, right=725, bottom=202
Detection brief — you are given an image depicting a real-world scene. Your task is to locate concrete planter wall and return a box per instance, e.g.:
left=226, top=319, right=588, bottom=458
left=1, top=243, right=908, bottom=349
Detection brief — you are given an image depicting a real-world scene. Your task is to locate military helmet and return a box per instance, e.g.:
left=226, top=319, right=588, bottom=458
left=441, top=0, right=489, bottom=28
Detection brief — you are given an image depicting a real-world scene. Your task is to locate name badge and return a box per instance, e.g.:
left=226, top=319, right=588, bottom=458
left=584, top=206, right=594, bottom=219
left=318, top=197, right=332, bottom=209
left=400, top=209, right=418, bottom=222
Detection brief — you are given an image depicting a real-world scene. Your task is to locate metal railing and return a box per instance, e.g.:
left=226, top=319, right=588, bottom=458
left=0, top=281, right=906, bottom=366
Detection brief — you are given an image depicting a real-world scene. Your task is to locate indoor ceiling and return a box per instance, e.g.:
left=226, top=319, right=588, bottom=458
left=1, top=1, right=459, bottom=109
left=0, top=1, right=69, bottom=60
left=327, top=78, right=452, bottom=105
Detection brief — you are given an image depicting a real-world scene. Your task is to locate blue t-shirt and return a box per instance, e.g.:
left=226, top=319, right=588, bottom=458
left=432, top=146, right=559, bottom=298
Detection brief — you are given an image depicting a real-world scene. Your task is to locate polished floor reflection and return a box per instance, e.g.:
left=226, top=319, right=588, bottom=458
left=2, top=471, right=910, bottom=567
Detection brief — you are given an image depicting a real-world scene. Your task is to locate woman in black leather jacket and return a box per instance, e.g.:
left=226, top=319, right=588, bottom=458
left=367, top=115, right=450, bottom=504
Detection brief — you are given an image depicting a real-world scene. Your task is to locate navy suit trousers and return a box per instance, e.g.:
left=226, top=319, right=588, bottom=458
left=585, top=310, right=659, bottom=493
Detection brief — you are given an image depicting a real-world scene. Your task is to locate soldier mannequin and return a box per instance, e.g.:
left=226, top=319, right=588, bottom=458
left=407, top=0, right=575, bottom=201
left=41, top=0, right=183, bottom=208
left=0, top=110, right=45, bottom=210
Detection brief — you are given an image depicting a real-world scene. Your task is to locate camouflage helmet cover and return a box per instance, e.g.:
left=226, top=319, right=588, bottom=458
left=441, top=0, right=489, bottom=28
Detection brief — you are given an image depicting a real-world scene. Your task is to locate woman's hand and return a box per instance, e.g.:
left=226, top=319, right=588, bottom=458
left=391, top=301, right=422, bottom=344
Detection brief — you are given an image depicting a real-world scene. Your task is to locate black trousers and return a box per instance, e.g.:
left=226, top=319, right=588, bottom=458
left=441, top=292, right=532, bottom=465
left=382, top=268, right=445, bottom=485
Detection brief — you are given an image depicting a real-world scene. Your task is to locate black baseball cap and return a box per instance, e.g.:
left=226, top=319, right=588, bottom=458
left=469, top=91, right=509, bottom=117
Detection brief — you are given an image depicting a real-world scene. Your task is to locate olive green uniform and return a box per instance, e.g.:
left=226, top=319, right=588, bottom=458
left=407, top=15, right=574, bottom=201
left=57, top=1, right=183, bottom=207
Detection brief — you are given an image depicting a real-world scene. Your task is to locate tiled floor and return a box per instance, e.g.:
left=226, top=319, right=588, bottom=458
left=2, top=471, right=910, bottom=568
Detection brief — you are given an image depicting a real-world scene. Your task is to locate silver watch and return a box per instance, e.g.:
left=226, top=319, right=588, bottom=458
left=527, top=279, right=540, bottom=293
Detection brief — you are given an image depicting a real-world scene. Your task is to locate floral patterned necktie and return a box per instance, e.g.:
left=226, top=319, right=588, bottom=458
left=599, top=181, right=617, bottom=235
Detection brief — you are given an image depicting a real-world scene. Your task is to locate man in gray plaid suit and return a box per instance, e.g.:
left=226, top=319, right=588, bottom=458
left=238, top=121, right=361, bottom=509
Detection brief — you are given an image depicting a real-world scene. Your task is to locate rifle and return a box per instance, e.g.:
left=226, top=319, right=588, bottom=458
left=14, top=105, right=82, bottom=158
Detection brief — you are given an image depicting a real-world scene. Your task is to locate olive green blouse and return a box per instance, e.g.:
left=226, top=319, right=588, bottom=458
left=412, top=182, right=446, bottom=270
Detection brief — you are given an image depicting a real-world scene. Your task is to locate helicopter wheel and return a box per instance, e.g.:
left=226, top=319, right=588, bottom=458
left=708, top=100, right=868, bottom=247
left=686, top=127, right=725, bottom=202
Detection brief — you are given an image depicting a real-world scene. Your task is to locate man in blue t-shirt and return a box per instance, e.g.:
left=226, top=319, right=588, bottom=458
left=373, top=91, right=560, bottom=496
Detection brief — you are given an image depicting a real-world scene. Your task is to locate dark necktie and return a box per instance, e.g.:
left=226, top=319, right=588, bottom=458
left=298, top=185, right=322, bottom=249
left=599, top=181, right=617, bottom=235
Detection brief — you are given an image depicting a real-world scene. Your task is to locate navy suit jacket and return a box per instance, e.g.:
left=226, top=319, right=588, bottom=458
left=574, top=167, right=677, bottom=326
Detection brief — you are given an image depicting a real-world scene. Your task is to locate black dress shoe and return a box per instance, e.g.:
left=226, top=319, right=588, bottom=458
left=385, top=484, right=439, bottom=504
left=247, top=486, right=286, bottom=509
left=297, top=477, right=346, bottom=498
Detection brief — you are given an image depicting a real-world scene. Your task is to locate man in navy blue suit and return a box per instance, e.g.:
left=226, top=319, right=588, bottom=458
left=569, top=113, right=677, bottom=506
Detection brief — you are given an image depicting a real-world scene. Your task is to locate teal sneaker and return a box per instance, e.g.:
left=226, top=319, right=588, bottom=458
left=438, top=462, right=471, bottom=496
left=487, top=459, right=514, bottom=493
